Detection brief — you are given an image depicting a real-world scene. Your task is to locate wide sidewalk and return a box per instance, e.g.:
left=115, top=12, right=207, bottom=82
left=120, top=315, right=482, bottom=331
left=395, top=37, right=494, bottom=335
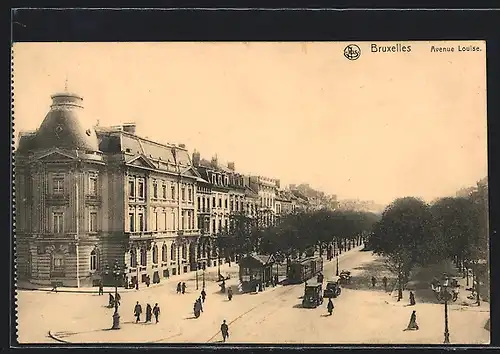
left=18, top=262, right=238, bottom=294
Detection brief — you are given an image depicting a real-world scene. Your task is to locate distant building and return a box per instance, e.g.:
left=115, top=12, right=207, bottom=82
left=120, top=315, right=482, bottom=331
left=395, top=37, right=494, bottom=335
left=249, top=176, right=280, bottom=227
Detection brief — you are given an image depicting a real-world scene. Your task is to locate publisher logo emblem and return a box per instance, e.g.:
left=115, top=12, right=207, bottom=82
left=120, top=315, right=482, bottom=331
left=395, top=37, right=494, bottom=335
left=344, top=44, right=361, bottom=61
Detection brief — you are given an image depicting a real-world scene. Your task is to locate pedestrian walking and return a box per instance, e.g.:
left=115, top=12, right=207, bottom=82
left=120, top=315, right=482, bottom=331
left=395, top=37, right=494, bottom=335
left=194, top=300, right=201, bottom=318
left=146, top=276, right=151, bottom=288
left=327, top=297, right=334, bottom=316
left=404, top=310, right=419, bottom=331
left=201, top=289, right=207, bottom=303
left=182, top=282, right=187, bottom=294
left=198, top=297, right=204, bottom=312
left=177, top=282, right=182, bottom=294
left=134, top=301, right=142, bottom=323
left=409, top=291, right=416, bottom=306
left=153, top=303, right=160, bottom=323
left=145, top=303, right=152, bottom=323
left=135, top=279, right=139, bottom=290
left=220, top=320, right=229, bottom=342
left=371, top=276, right=377, bottom=288
left=98, top=281, right=104, bottom=296
left=382, top=276, right=388, bottom=291
left=227, top=287, right=233, bottom=301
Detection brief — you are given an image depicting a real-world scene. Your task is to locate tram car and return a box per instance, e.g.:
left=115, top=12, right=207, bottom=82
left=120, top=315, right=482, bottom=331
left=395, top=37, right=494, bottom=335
left=287, top=256, right=324, bottom=284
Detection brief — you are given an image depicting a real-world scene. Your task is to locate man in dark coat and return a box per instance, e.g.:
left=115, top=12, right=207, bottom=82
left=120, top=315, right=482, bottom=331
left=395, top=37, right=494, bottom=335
left=177, top=282, right=182, bottom=294
left=201, top=289, right=207, bottom=303
left=135, top=279, right=139, bottom=290
left=382, top=276, right=388, bottom=291
left=153, top=303, right=160, bottom=323
left=145, top=303, right=152, bottom=323
left=98, top=281, right=104, bottom=296
left=404, top=310, right=419, bottom=331
left=182, top=282, right=187, bottom=294
left=221, top=320, right=229, bottom=342
left=134, top=301, right=142, bottom=323
left=371, top=276, right=377, bottom=288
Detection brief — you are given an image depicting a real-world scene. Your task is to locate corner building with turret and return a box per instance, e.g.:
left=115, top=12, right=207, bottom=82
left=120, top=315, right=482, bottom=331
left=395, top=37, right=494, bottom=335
left=15, top=91, right=203, bottom=287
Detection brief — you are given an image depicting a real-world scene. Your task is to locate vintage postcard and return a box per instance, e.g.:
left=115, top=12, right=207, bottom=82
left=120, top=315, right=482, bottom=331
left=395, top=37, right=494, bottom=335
left=13, top=41, right=489, bottom=345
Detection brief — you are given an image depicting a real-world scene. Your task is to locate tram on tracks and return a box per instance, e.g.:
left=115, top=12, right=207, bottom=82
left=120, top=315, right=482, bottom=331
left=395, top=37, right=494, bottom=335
left=287, top=256, right=324, bottom=284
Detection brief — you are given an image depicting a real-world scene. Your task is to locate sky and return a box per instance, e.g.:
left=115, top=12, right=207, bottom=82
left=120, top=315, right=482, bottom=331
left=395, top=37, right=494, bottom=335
left=12, top=41, right=487, bottom=205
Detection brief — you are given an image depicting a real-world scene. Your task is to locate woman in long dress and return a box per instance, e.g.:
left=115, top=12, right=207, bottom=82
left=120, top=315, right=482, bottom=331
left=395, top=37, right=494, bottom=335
left=145, top=304, right=153, bottom=323
left=404, top=310, right=419, bottom=330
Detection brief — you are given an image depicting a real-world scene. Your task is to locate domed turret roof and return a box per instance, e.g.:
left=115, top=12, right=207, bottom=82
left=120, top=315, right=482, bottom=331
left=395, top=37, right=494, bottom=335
left=31, top=91, right=99, bottom=152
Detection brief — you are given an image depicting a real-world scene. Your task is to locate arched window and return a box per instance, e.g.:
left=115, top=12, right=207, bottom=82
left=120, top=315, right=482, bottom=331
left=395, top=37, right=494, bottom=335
left=152, top=245, right=158, bottom=264
left=162, top=244, right=167, bottom=262
left=90, top=249, right=98, bottom=272
left=140, top=248, right=147, bottom=266
left=171, top=244, right=176, bottom=260
left=130, top=249, right=137, bottom=267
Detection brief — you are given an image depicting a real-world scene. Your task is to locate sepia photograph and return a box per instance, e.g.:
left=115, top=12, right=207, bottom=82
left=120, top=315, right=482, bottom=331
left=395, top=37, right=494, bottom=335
left=13, top=41, right=489, bottom=345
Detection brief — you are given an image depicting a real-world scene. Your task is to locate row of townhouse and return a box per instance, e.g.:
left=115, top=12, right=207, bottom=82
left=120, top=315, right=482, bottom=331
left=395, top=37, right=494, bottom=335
left=15, top=90, right=334, bottom=288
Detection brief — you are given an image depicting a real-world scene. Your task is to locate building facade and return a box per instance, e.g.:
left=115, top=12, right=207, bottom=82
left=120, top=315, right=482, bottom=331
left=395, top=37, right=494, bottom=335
left=16, top=91, right=202, bottom=287
left=249, top=176, right=280, bottom=227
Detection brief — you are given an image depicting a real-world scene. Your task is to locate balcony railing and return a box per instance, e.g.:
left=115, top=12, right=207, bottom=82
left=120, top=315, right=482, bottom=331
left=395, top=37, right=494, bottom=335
left=45, top=194, right=70, bottom=205
left=85, top=194, right=102, bottom=204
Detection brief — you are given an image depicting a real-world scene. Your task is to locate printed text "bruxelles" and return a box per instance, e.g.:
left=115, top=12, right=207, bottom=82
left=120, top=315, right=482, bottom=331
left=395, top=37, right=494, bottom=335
left=371, top=44, right=411, bottom=53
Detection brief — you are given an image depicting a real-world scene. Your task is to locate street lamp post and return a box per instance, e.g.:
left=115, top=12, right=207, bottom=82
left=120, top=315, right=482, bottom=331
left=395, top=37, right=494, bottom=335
left=336, top=255, right=339, bottom=276
left=432, top=274, right=452, bottom=344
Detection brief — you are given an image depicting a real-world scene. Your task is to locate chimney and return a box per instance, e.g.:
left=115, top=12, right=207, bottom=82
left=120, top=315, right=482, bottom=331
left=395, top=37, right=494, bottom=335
left=276, top=179, right=281, bottom=189
left=178, top=143, right=186, bottom=148
left=192, top=150, right=201, bottom=167
left=122, top=123, right=136, bottom=134
left=211, top=155, right=218, bottom=168
left=227, top=162, right=235, bottom=171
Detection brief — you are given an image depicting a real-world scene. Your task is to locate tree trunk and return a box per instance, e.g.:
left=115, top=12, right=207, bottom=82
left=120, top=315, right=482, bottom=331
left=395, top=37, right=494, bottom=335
left=397, top=273, right=403, bottom=301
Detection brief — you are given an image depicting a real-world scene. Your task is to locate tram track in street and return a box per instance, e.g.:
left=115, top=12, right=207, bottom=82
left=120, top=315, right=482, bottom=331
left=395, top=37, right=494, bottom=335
left=205, top=283, right=302, bottom=343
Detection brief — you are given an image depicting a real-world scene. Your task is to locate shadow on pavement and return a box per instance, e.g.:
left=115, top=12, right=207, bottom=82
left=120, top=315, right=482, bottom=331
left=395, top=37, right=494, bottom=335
left=320, top=314, right=331, bottom=317
left=345, top=258, right=396, bottom=292
left=292, top=303, right=303, bottom=309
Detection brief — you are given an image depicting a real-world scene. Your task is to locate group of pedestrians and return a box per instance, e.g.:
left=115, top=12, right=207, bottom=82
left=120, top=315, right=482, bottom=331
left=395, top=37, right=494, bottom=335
left=134, top=301, right=161, bottom=324
left=177, top=282, right=187, bottom=294
left=193, top=288, right=207, bottom=318
left=371, top=276, right=389, bottom=290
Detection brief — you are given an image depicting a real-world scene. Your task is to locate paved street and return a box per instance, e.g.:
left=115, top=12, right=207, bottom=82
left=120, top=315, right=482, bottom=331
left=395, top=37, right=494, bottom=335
left=17, top=247, right=489, bottom=344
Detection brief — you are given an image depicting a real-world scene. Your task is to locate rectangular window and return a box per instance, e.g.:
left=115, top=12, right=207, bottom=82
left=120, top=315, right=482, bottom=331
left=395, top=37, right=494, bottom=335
left=162, top=184, right=167, bottom=199
left=230, top=201, right=234, bottom=211
left=53, top=177, right=64, bottom=194
left=138, top=213, right=144, bottom=231
left=236, top=200, right=240, bottom=211
left=218, top=220, right=222, bottom=234
left=218, top=198, right=222, bottom=208
left=89, top=212, right=98, bottom=232
left=138, top=181, right=144, bottom=198
left=163, top=211, right=167, bottom=231
left=212, top=219, right=216, bottom=234
left=212, top=175, right=216, bottom=185
left=90, top=252, right=98, bottom=271
left=129, top=213, right=135, bottom=232
left=212, top=196, right=216, bottom=208
left=202, top=198, right=206, bottom=212
left=181, top=187, right=186, bottom=201
left=53, top=254, right=64, bottom=271
left=181, top=211, right=186, bottom=230
left=89, top=176, right=98, bottom=195
left=128, top=180, right=135, bottom=198
left=153, top=211, right=158, bottom=231
left=225, top=198, right=228, bottom=209
left=188, top=188, right=193, bottom=202
left=197, top=197, right=201, bottom=210
left=171, top=186, right=176, bottom=200
left=172, top=211, right=176, bottom=230
left=153, top=182, right=158, bottom=199
left=53, top=212, right=64, bottom=233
